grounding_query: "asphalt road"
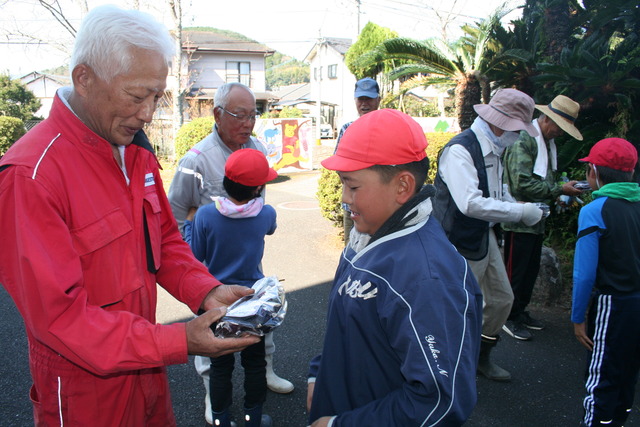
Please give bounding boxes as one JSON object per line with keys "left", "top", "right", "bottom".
{"left": 1, "top": 163, "right": 639, "bottom": 426}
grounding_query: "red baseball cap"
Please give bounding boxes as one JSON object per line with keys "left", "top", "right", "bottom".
{"left": 225, "top": 148, "right": 278, "bottom": 186}
{"left": 579, "top": 138, "right": 638, "bottom": 172}
{"left": 321, "top": 109, "right": 428, "bottom": 172}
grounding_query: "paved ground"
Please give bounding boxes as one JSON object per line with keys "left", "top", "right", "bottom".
{"left": 1, "top": 142, "right": 639, "bottom": 426}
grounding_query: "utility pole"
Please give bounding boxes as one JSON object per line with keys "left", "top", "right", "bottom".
{"left": 356, "top": 0, "right": 362, "bottom": 34}
{"left": 315, "top": 36, "right": 324, "bottom": 145}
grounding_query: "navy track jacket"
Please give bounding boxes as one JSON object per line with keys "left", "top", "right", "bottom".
{"left": 309, "top": 213, "right": 483, "bottom": 426}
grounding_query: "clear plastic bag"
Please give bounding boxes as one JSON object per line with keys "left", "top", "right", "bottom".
{"left": 213, "top": 276, "right": 287, "bottom": 338}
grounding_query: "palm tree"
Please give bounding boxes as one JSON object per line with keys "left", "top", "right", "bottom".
{"left": 355, "top": 8, "right": 510, "bottom": 130}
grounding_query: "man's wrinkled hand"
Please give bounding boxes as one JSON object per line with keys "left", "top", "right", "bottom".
{"left": 563, "top": 181, "right": 583, "bottom": 197}
{"left": 201, "top": 284, "right": 254, "bottom": 312}
{"left": 186, "top": 307, "right": 259, "bottom": 358}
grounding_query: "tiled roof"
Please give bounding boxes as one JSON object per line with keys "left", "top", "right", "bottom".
{"left": 182, "top": 30, "right": 274, "bottom": 54}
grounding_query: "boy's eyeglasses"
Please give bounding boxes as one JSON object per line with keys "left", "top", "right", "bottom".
{"left": 221, "top": 108, "right": 259, "bottom": 123}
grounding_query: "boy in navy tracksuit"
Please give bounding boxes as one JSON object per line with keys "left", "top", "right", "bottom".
{"left": 184, "top": 148, "right": 278, "bottom": 427}
{"left": 307, "top": 109, "right": 483, "bottom": 426}
{"left": 572, "top": 138, "right": 640, "bottom": 427}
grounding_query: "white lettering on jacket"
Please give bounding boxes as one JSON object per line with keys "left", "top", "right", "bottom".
{"left": 426, "top": 335, "right": 449, "bottom": 377}
{"left": 338, "top": 276, "right": 378, "bottom": 300}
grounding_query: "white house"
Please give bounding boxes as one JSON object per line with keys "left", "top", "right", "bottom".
{"left": 304, "top": 37, "right": 357, "bottom": 134}
{"left": 181, "top": 30, "right": 275, "bottom": 117}
{"left": 19, "top": 72, "right": 70, "bottom": 119}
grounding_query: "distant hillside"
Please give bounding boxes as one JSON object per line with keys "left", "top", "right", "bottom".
{"left": 266, "top": 52, "right": 309, "bottom": 90}
{"left": 184, "top": 27, "right": 257, "bottom": 42}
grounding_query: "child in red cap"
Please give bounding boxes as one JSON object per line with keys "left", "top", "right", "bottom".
{"left": 572, "top": 137, "right": 640, "bottom": 427}
{"left": 307, "top": 109, "right": 483, "bottom": 426}
{"left": 184, "top": 148, "right": 278, "bottom": 427}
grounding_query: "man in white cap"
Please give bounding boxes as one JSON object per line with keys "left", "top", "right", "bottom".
{"left": 334, "top": 77, "right": 381, "bottom": 244}
{"left": 433, "top": 88, "right": 544, "bottom": 382}
{"left": 501, "top": 95, "right": 584, "bottom": 341}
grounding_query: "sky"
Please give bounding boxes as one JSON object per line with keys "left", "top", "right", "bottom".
{"left": 0, "top": 0, "right": 520, "bottom": 78}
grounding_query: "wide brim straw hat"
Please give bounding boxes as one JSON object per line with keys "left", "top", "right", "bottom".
{"left": 535, "top": 95, "right": 583, "bottom": 141}
{"left": 473, "top": 88, "right": 539, "bottom": 137}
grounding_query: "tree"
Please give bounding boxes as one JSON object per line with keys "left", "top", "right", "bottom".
{"left": 355, "top": 8, "right": 509, "bottom": 130}
{"left": 485, "top": 0, "right": 640, "bottom": 166}
{"left": 344, "top": 22, "right": 399, "bottom": 80}
{"left": 0, "top": 75, "right": 41, "bottom": 121}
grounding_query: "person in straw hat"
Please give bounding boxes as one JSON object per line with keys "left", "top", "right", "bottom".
{"left": 433, "top": 88, "right": 545, "bottom": 382}
{"left": 501, "top": 95, "right": 585, "bottom": 342}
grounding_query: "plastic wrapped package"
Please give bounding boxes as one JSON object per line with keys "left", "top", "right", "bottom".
{"left": 534, "top": 202, "right": 551, "bottom": 218}
{"left": 213, "top": 276, "right": 287, "bottom": 338}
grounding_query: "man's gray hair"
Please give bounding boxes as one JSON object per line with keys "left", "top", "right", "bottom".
{"left": 70, "top": 5, "right": 174, "bottom": 82}
{"left": 214, "top": 82, "right": 255, "bottom": 109}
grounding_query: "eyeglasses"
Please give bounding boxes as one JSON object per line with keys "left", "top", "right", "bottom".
{"left": 221, "top": 108, "right": 259, "bottom": 123}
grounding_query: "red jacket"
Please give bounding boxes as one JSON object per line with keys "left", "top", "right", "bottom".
{"left": 0, "top": 94, "right": 221, "bottom": 426}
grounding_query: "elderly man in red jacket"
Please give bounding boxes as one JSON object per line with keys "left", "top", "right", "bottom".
{"left": 0, "top": 5, "right": 258, "bottom": 426}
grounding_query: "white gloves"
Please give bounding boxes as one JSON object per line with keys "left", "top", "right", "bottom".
{"left": 521, "top": 203, "right": 544, "bottom": 226}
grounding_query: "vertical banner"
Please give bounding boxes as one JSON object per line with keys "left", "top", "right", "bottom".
{"left": 254, "top": 118, "right": 314, "bottom": 172}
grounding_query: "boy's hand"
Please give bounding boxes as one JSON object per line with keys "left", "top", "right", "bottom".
{"left": 573, "top": 322, "right": 593, "bottom": 351}
{"left": 186, "top": 207, "right": 197, "bottom": 221}
{"left": 307, "top": 381, "right": 315, "bottom": 413}
{"left": 310, "top": 416, "right": 332, "bottom": 427}
{"left": 185, "top": 307, "right": 260, "bottom": 357}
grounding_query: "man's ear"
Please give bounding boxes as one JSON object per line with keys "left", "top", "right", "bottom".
{"left": 396, "top": 171, "right": 416, "bottom": 204}
{"left": 71, "top": 64, "right": 94, "bottom": 98}
{"left": 213, "top": 106, "right": 222, "bottom": 122}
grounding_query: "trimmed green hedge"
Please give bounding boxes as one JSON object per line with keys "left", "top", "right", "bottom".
{"left": 317, "top": 131, "right": 457, "bottom": 227}
{"left": 174, "top": 116, "right": 215, "bottom": 160}
{"left": 0, "top": 116, "right": 26, "bottom": 156}
{"left": 317, "top": 167, "right": 344, "bottom": 227}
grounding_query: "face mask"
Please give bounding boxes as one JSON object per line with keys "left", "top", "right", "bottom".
{"left": 494, "top": 131, "right": 521, "bottom": 148}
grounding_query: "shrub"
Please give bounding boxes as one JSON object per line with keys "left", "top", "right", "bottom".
{"left": 174, "top": 116, "right": 215, "bottom": 160}
{"left": 316, "top": 131, "right": 457, "bottom": 228}
{"left": 0, "top": 116, "right": 26, "bottom": 156}
{"left": 316, "top": 167, "right": 344, "bottom": 228}
{"left": 278, "top": 106, "right": 303, "bottom": 118}
{"left": 425, "top": 132, "right": 457, "bottom": 184}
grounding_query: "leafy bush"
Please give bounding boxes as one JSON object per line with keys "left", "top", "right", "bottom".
{"left": 316, "top": 167, "right": 344, "bottom": 228}
{"left": 0, "top": 75, "right": 42, "bottom": 121}
{"left": 425, "top": 132, "right": 456, "bottom": 183}
{"left": 174, "top": 116, "right": 215, "bottom": 160}
{"left": 278, "top": 106, "right": 303, "bottom": 118}
{"left": 0, "top": 116, "right": 26, "bottom": 156}
{"left": 316, "top": 131, "right": 457, "bottom": 228}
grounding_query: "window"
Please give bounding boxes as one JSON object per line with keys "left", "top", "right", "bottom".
{"left": 328, "top": 64, "right": 337, "bottom": 79}
{"left": 226, "top": 61, "right": 251, "bottom": 86}
{"left": 314, "top": 66, "right": 323, "bottom": 81}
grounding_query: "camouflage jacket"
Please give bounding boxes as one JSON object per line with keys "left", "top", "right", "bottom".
{"left": 502, "top": 131, "right": 564, "bottom": 234}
